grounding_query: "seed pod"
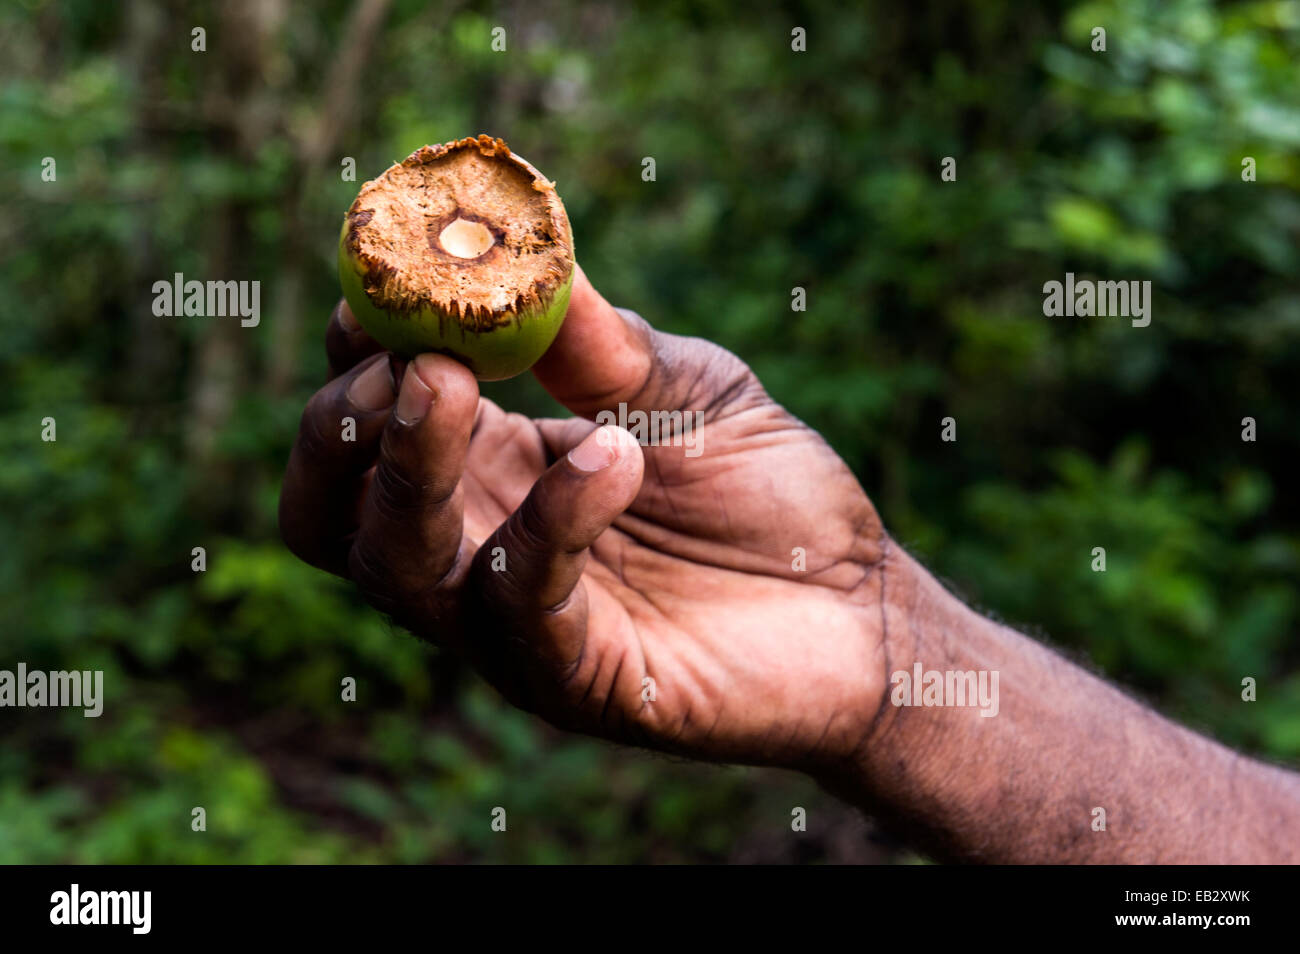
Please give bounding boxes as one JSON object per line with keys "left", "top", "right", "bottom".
{"left": 339, "top": 135, "right": 575, "bottom": 381}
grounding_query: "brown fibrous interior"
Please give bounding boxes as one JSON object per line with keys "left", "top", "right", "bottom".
{"left": 344, "top": 136, "right": 573, "bottom": 331}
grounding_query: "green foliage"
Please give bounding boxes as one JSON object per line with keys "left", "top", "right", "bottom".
{"left": 0, "top": 0, "right": 1297, "bottom": 861}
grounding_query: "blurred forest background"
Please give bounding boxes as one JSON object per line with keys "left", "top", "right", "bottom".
{"left": 2, "top": 0, "right": 1299, "bottom": 863}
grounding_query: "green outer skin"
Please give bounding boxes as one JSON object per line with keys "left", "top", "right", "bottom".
{"left": 337, "top": 219, "right": 573, "bottom": 382}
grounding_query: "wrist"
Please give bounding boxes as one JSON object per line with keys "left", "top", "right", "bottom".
{"left": 814, "top": 543, "right": 1007, "bottom": 842}
{"left": 868, "top": 544, "right": 996, "bottom": 768}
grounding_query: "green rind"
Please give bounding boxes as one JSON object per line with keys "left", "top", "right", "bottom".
{"left": 338, "top": 223, "right": 573, "bottom": 381}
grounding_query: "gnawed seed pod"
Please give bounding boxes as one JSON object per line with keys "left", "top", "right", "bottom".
{"left": 339, "top": 135, "right": 575, "bottom": 381}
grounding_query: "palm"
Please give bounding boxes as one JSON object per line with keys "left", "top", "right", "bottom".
{"left": 457, "top": 395, "right": 887, "bottom": 767}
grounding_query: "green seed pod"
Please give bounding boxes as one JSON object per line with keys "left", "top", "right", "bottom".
{"left": 339, "top": 135, "right": 575, "bottom": 381}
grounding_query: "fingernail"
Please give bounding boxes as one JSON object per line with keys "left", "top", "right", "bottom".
{"left": 568, "top": 426, "right": 619, "bottom": 472}
{"left": 338, "top": 302, "right": 361, "bottom": 332}
{"left": 348, "top": 355, "right": 396, "bottom": 411}
{"left": 395, "top": 359, "right": 437, "bottom": 425}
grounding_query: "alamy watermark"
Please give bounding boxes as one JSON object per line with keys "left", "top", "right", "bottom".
{"left": 152, "top": 272, "right": 260, "bottom": 327}
{"left": 50, "top": 884, "right": 150, "bottom": 934}
{"left": 890, "top": 663, "right": 999, "bottom": 717}
{"left": 0, "top": 664, "right": 103, "bottom": 717}
{"left": 1042, "top": 272, "right": 1151, "bottom": 328}
{"left": 595, "top": 402, "right": 704, "bottom": 457}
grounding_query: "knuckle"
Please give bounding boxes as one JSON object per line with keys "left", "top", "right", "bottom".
{"left": 297, "top": 390, "right": 346, "bottom": 459}
{"left": 349, "top": 535, "right": 461, "bottom": 637}
{"left": 370, "top": 457, "right": 421, "bottom": 522}
{"left": 511, "top": 490, "right": 557, "bottom": 556}
{"left": 347, "top": 538, "right": 413, "bottom": 616}
{"left": 369, "top": 451, "right": 454, "bottom": 526}
{"left": 694, "top": 347, "right": 765, "bottom": 420}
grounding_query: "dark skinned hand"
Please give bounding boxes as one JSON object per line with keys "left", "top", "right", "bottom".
{"left": 279, "top": 266, "right": 890, "bottom": 774}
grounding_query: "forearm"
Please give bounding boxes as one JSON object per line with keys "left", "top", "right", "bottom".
{"left": 824, "top": 544, "right": 1300, "bottom": 863}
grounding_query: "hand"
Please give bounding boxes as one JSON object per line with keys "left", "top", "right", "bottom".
{"left": 280, "top": 267, "right": 891, "bottom": 773}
